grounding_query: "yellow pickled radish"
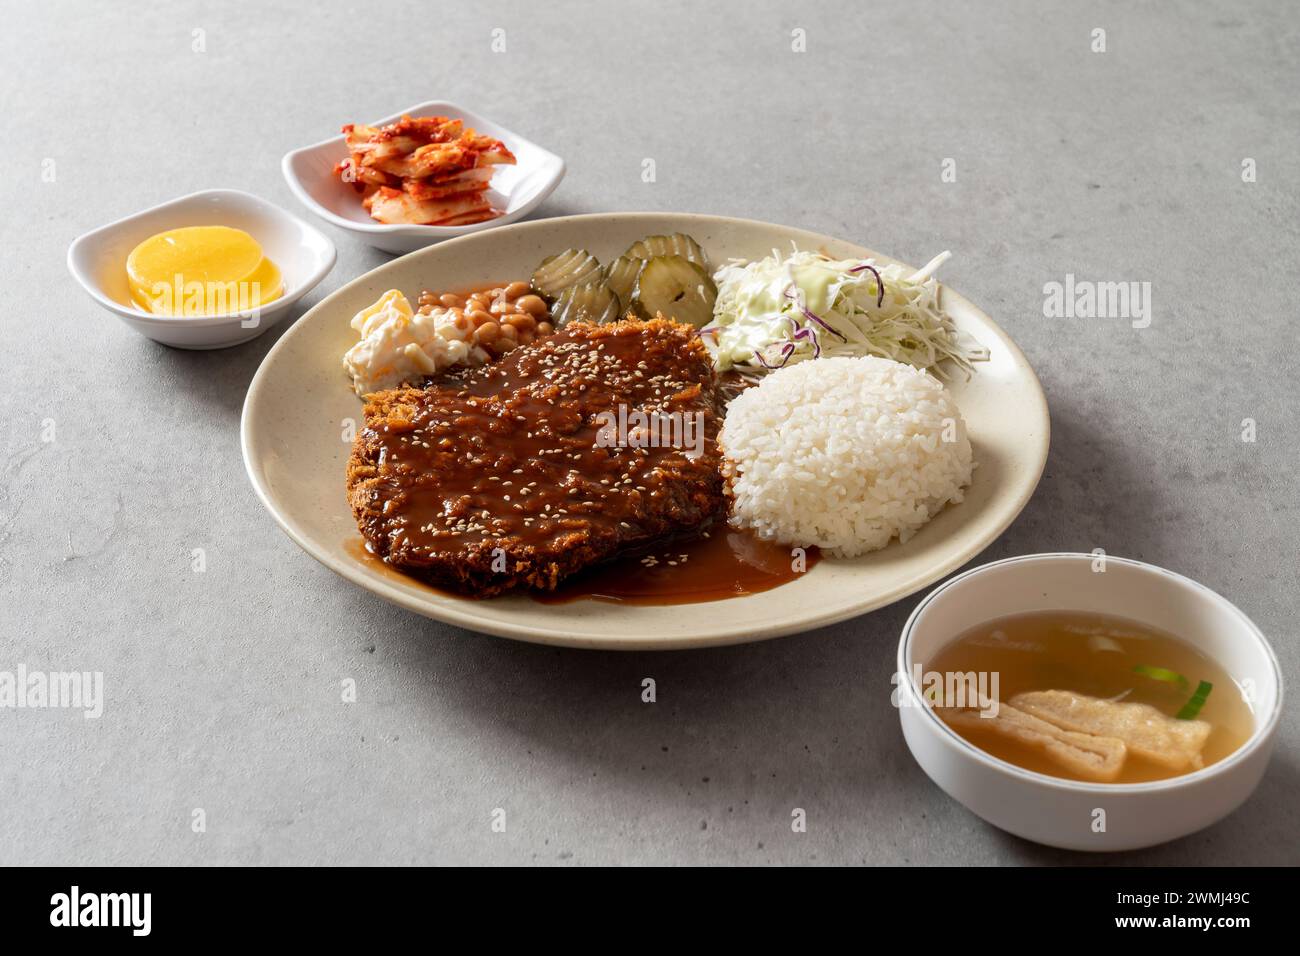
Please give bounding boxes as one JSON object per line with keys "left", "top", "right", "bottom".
{"left": 126, "top": 226, "right": 283, "bottom": 316}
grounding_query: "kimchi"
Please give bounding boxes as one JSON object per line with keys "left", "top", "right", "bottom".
{"left": 335, "top": 115, "right": 516, "bottom": 226}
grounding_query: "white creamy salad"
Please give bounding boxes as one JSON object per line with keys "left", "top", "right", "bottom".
{"left": 342, "top": 290, "right": 489, "bottom": 395}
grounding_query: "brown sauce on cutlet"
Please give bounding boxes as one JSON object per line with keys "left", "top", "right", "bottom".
{"left": 344, "top": 536, "right": 451, "bottom": 589}
{"left": 535, "top": 527, "right": 819, "bottom": 605}
{"left": 348, "top": 319, "right": 823, "bottom": 602}
{"left": 345, "top": 530, "right": 818, "bottom": 605}
{"left": 374, "top": 321, "right": 719, "bottom": 550}
{"left": 349, "top": 319, "right": 741, "bottom": 596}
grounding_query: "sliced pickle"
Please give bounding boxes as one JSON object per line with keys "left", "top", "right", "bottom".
{"left": 630, "top": 255, "right": 717, "bottom": 328}
{"left": 602, "top": 255, "right": 643, "bottom": 309}
{"left": 531, "top": 249, "right": 603, "bottom": 301}
{"left": 622, "top": 233, "right": 710, "bottom": 271}
{"left": 551, "top": 282, "right": 621, "bottom": 326}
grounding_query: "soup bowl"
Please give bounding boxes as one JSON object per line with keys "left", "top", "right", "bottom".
{"left": 896, "top": 552, "right": 1282, "bottom": 851}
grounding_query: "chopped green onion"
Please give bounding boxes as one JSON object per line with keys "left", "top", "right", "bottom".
{"left": 1132, "top": 664, "right": 1189, "bottom": 688}
{"left": 1176, "top": 680, "right": 1213, "bottom": 720}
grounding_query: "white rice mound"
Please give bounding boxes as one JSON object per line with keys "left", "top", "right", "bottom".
{"left": 720, "top": 356, "right": 973, "bottom": 558}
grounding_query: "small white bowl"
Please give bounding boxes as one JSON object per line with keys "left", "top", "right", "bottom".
{"left": 897, "top": 553, "right": 1282, "bottom": 851}
{"left": 68, "top": 189, "right": 336, "bottom": 350}
{"left": 282, "top": 100, "right": 566, "bottom": 255}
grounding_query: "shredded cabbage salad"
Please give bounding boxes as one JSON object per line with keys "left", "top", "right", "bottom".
{"left": 703, "top": 248, "right": 988, "bottom": 377}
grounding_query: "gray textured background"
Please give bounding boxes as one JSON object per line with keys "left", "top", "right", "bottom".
{"left": 2, "top": 0, "right": 1296, "bottom": 865}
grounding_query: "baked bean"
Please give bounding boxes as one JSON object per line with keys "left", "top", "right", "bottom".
{"left": 515, "top": 294, "right": 547, "bottom": 317}
{"left": 410, "top": 283, "right": 554, "bottom": 359}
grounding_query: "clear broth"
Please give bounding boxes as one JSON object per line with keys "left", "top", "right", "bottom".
{"left": 927, "top": 611, "right": 1254, "bottom": 783}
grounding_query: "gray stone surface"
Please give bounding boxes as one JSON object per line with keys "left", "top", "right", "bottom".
{"left": 2, "top": 0, "right": 1296, "bottom": 865}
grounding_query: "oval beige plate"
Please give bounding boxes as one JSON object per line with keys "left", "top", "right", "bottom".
{"left": 241, "top": 213, "right": 1049, "bottom": 650}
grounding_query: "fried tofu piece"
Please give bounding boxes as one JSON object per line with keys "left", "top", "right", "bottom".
{"left": 1011, "top": 690, "right": 1211, "bottom": 771}
{"left": 941, "top": 703, "right": 1128, "bottom": 782}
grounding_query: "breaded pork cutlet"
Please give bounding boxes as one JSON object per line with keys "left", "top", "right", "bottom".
{"left": 346, "top": 318, "right": 724, "bottom": 596}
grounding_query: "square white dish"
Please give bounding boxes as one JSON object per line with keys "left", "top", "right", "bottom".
{"left": 281, "top": 100, "right": 566, "bottom": 255}
{"left": 67, "top": 189, "right": 336, "bottom": 350}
